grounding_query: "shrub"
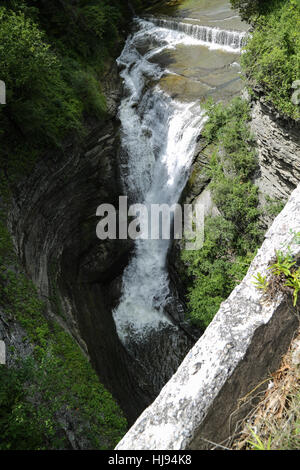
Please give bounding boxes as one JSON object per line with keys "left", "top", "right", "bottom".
{"left": 230, "top": 0, "right": 271, "bottom": 22}
{"left": 182, "top": 217, "right": 255, "bottom": 329}
{"left": 0, "top": 219, "right": 127, "bottom": 449}
{"left": 0, "top": 5, "right": 83, "bottom": 160}
{"left": 181, "top": 98, "right": 261, "bottom": 329}
{"left": 241, "top": 0, "right": 300, "bottom": 119}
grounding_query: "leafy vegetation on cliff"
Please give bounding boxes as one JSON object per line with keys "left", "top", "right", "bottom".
{"left": 0, "top": 0, "right": 132, "bottom": 450}
{"left": 231, "top": 0, "right": 300, "bottom": 119}
{"left": 181, "top": 98, "right": 262, "bottom": 329}
{"left": 0, "top": 218, "right": 127, "bottom": 449}
{"left": 0, "top": 0, "right": 130, "bottom": 186}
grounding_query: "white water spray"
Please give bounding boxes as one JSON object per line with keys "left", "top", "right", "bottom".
{"left": 142, "top": 16, "right": 246, "bottom": 52}
{"left": 113, "top": 16, "right": 242, "bottom": 346}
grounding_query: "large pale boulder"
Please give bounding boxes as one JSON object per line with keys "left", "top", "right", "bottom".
{"left": 116, "top": 183, "right": 300, "bottom": 450}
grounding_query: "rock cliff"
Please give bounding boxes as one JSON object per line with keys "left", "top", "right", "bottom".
{"left": 116, "top": 182, "right": 300, "bottom": 450}
{"left": 4, "top": 64, "right": 153, "bottom": 424}
{"left": 251, "top": 98, "right": 300, "bottom": 216}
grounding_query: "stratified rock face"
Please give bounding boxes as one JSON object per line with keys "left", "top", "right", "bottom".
{"left": 252, "top": 100, "right": 300, "bottom": 201}
{"left": 116, "top": 184, "right": 300, "bottom": 450}
{"left": 6, "top": 65, "right": 153, "bottom": 424}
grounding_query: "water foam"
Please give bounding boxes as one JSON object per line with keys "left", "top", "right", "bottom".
{"left": 113, "top": 15, "right": 241, "bottom": 345}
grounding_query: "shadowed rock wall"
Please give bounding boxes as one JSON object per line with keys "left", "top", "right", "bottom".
{"left": 116, "top": 183, "right": 300, "bottom": 450}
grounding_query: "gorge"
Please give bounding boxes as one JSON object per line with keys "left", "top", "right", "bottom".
{"left": 0, "top": 0, "right": 299, "bottom": 451}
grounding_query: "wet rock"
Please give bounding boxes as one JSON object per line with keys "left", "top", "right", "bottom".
{"left": 121, "top": 323, "right": 195, "bottom": 398}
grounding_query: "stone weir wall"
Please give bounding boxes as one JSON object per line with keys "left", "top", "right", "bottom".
{"left": 116, "top": 183, "right": 300, "bottom": 450}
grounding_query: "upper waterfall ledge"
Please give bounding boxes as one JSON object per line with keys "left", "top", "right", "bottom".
{"left": 116, "top": 184, "right": 300, "bottom": 450}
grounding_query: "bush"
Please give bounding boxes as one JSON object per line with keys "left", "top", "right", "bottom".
{"left": 181, "top": 98, "right": 262, "bottom": 329}
{"left": 230, "top": 0, "right": 271, "bottom": 22}
{"left": 0, "top": 7, "right": 82, "bottom": 145}
{"left": 211, "top": 177, "right": 259, "bottom": 236}
{"left": 72, "top": 69, "right": 107, "bottom": 119}
{"left": 182, "top": 217, "right": 255, "bottom": 329}
{"left": 0, "top": 218, "right": 127, "bottom": 449}
{"left": 241, "top": 0, "right": 300, "bottom": 119}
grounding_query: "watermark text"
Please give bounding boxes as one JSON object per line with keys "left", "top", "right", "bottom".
{"left": 96, "top": 197, "right": 204, "bottom": 251}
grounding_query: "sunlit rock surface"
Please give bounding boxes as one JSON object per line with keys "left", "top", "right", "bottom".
{"left": 116, "top": 184, "right": 300, "bottom": 450}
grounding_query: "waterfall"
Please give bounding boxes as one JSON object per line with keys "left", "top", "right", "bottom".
{"left": 112, "top": 14, "right": 241, "bottom": 390}
{"left": 114, "top": 93, "right": 206, "bottom": 345}
{"left": 144, "top": 16, "right": 247, "bottom": 52}
{"left": 114, "top": 17, "right": 207, "bottom": 343}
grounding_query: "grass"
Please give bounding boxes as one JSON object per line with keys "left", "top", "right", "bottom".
{"left": 232, "top": 328, "right": 300, "bottom": 450}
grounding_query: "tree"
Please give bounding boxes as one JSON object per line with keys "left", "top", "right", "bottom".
{"left": 0, "top": 7, "right": 58, "bottom": 96}
{"left": 230, "top": 0, "right": 270, "bottom": 22}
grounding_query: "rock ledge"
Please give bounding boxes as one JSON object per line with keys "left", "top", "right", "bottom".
{"left": 116, "top": 184, "right": 300, "bottom": 450}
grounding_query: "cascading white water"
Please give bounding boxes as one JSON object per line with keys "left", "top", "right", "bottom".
{"left": 143, "top": 16, "right": 247, "bottom": 52}
{"left": 113, "top": 17, "right": 209, "bottom": 348}
{"left": 113, "top": 13, "right": 245, "bottom": 356}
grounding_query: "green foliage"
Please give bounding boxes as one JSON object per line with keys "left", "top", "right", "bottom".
{"left": 0, "top": 219, "right": 127, "bottom": 449}
{"left": 0, "top": 359, "right": 62, "bottom": 450}
{"left": 253, "top": 272, "right": 269, "bottom": 291}
{"left": 0, "top": 0, "right": 130, "bottom": 186}
{"left": 241, "top": 0, "right": 300, "bottom": 119}
{"left": 268, "top": 250, "right": 296, "bottom": 277}
{"left": 80, "top": 3, "right": 121, "bottom": 42}
{"left": 0, "top": 218, "right": 14, "bottom": 262}
{"left": 264, "top": 196, "right": 286, "bottom": 218}
{"left": 285, "top": 269, "right": 300, "bottom": 307}
{"left": 0, "top": 343, "right": 127, "bottom": 450}
{"left": 203, "top": 97, "right": 257, "bottom": 179}
{"left": 0, "top": 6, "right": 82, "bottom": 148}
{"left": 181, "top": 98, "right": 262, "bottom": 329}
{"left": 247, "top": 428, "right": 272, "bottom": 450}
{"left": 182, "top": 217, "right": 256, "bottom": 329}
{"left": 71, "top": 69, "right": 107, "bottom": 119}
{"left": 253, "top": 232, "right": 300, "bottom": 307}
{"left": 0, "top": 7, "right": 56, "bottom": 91}
{"left": 230, "top": 0, "right": 272, "bottom": 22}
{"left": 203, "top": 97, "right": 250, "bottom": 143}
{"left": 211, "top": 177, "right": 260, "bottom": 243}
{"left": 268, "top": 249, "right": 300, "bottom": 307}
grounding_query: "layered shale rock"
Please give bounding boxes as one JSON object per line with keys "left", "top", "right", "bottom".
{"left": 251, "top": 99, "right": 300, "bottom": 204}
{"left": 6, "top": 65, "right": 153, "bottom": 424}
